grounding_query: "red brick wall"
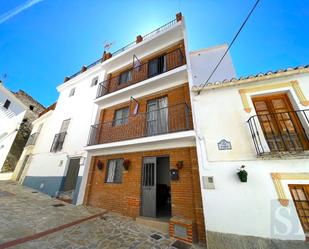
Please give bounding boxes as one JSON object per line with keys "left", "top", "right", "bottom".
{"left": 105, "top": 40, "right": 186, "bottom": 95}
{"left": 84, "top": 147, "right": 206, "bottom": 244}
{"left": 95, "top": 84, "right": 193, "bottom": 144}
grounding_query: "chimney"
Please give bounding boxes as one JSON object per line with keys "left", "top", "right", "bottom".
{"left": 136, "top": 35, "right": 143, "bottom": 44}
{"left": 176, "top": 12, "right": 182, "bottom": 22}
{"left": 81, "top": 65, "right": 87, "bottom": 72}
{"left": 64, "top": 76, "right": 70, "bottom": 83}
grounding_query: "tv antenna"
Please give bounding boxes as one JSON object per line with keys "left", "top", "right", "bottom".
{"left": 0, "top": 73, "right": 7, "bottom": 84}
{"left": 103, "top": 40, "right": 115, "bottom": 52}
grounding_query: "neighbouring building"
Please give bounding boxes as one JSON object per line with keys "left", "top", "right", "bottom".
{"left": 191, "top": 65, "right": 309, "bottom": 248}
{"left": 0, "top": 83, "right": 45, "bottom": 179}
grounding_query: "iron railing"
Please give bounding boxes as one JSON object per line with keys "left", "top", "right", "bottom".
{"left": 87, "top": 103, "right": 192, "bottom": 146}
{"left": 25, "top": 132, "right": 39, "bottom": 147}
{"left": 50, "top": 132, "right": 67, "bottom": 153}
{"left": 247, "top": 109, "right": 309, "bottom": 155}
{"left": 66, "top": 19, "right": 178, "bottom": 81}
{"left": 96, "top": 48, "right": 185, "bottom": 98}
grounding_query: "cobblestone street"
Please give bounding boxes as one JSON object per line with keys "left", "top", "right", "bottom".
{"left": 0, "top": 181, "right": 205, "bottom": 249}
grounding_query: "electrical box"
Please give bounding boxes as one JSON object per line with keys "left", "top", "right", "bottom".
{"left": 170, "top": 169, "right": 179, "bottom": 181}
{"left": 202, "top": 176, "right": 215, "bottom": 189}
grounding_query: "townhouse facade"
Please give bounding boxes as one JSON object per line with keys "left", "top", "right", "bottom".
{"left": 0, "top": 83, "right": 45, "bottom": 179}
{"left": 78, "top": 13, "right": 207, "bottom": 244}
{"left": 191, "top": 66, "right": 309, "bottom": 248}
{"left": 12, "top": 12, "right": 238, "bottom": 245}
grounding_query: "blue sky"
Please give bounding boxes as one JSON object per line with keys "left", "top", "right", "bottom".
{"left": 0, "top": 0, "right": 308, "bottom": 106}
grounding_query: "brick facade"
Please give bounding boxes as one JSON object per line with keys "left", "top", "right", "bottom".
{"left": 93, "top": 84, "right": 193, "bottom": 144}
{"left": 84, "top": 147, "right": 206, "bottom": 244}
{"left": 103, "top": 40, "right": 186, "bottom": 96}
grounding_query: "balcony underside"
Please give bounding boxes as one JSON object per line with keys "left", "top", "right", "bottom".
{"left": 84, "top": 130, "right": 196, "bottom": 155}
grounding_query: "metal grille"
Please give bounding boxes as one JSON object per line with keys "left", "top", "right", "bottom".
{"left": 66, "top": 19, "right": 177, "bottom": 81}
{"left": 247, "top": 109, "right": 309, "bottom": 155}
{"left": 87, "top": 103, "right": 192, "bottom": 146}
{"left": 25, "top": 132, "right": 39, "bottom": 147}
{"left": 289, "top": 185, "right": 309, "bottom": 235}
{"left": 96, "top": 48, "right": 184, "bottom": 98}
{"left": 50, "top": 132, "right": 67, "bottom": 153}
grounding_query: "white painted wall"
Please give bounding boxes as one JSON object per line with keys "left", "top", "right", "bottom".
{"left": 189, "top": 45, "right": 237, "bottom": 86}
{"left": 191, "top": 71, "right": 309, "bottom": 241}
{"left": 0, "top": 84, "right": 27, "bottom": 172}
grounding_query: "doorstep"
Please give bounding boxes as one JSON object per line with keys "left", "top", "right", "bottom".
{"left": 135, "top": 216, "right": 169, "bottom": 234}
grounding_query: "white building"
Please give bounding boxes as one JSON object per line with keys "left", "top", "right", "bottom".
{"left": 0, "top": 83, "right": 44, "bottom": 179}
{"left": 191, "top": 66, "right": 309, "bottom": 248}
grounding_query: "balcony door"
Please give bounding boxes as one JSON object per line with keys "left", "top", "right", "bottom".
{"left": 252, "top": 93, "right": 308, "bottom": 151}
{"left": 146, "top": 97, "right": 168, "bottom": 136}
{"left": 148, "top": 55, "right": 167, "bottom": 77}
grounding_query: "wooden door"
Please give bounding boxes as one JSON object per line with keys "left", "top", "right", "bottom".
{"left": 289, "top": 185, "right": 309, "bottom": 239}
{"left": 141, "top": 157, "right": 157, "bottom": 218}
{"left": 252, "top": 94, "right": 308, "bottom": 151}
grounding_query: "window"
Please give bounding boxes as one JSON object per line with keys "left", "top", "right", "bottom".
{"left": 50, "top": 119, "right": 70, "bottom": 152}
{"left": 69, "top": 88, "right": 76, "bottom": 97}
{"left": 3, "top": 99, "right": 11, "bottom": 109}
{"left": 119, "top": 70, "right": 132, "bottom": 85}
{"left": 148, "top": 54, "right": 167, "bottom": 77}
{"left": 106, "top": 159, "right": 124, "bottom": 183}
{"left": 113, "top": 107, "right": 129, "bottom": 126}
{"left": 29, "top": 105, "right": 34, "bottom": 111}
{"left": 91, "top": 76, "right": 99, "bottom": 87}
{"left": 60, "top": 119, "right": 70, "bottom": 133}
{"left": 289, "top": 184, "right": 309, "bottom": 238}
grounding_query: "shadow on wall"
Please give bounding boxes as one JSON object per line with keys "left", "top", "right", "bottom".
{"left": 23, "top": 176, "right": 82, "bottom": 205}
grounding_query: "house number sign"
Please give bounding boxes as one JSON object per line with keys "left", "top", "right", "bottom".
{"left": 217, "top": 139, "right": 232, "bottom": 150}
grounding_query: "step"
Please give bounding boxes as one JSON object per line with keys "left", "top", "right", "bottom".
{"left": 135, "top": 216, "right": 170, "bottom": 234}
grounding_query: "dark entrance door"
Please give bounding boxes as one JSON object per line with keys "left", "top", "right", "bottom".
{"left": 141, "top": 157, "right": 157, "bottom": 217}
{"left": 62, "top": 158, "right": 80, "bottom": 192}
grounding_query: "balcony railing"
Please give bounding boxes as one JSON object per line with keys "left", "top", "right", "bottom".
{"left": 96, "top": 48, "right": 185, "bottom": 98}
{"left": 66, "top": 18, "right": 178, "bottom": 81}
{"left": 247, "top": 109, "right": 309, "bottom": 155}
{"left": 25, "top": 132, "right": 39, "bottom": 147}
{"left": 87, "top": 103, "right": 192, "bottom": 146}
{"left": 50, "top": 132, "right": 67, "bottom": 153}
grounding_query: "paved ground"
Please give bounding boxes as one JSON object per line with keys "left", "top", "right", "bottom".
{"left": 0, "top": 181, "right": 205, "bottom": 249}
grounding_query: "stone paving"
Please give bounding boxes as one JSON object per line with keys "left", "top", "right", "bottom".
{"left": 0, "top": 181, "right": 206, "bottom": 249}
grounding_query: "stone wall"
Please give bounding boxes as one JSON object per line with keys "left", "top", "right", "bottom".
{"left": 2, "top": 90, "right": 45, "bottom": 172}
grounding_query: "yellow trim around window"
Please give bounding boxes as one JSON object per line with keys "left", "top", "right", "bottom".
{"left": 239, "top": 80, "right": 309, "bottom": 113}
{"left": 271, "top": 172, "right": 309, "bottom": 206}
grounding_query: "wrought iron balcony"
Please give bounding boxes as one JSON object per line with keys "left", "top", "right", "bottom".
{"left": 87, "top": 103, "right": 193, "bottom": 146}
{"left": 50, "top": 132, "right": 67, "bottom": 153}
{"left": 96, "top": 48, "right": 185, "bottom": 98}
{"left": 247, "top": 109, "right": 309, "bottom": 155}
{"left": 25, "top": 132, "right": 39, "bottom": 147}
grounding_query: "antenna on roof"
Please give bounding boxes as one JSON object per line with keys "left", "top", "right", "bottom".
{"left": 0, "top": 73, "right": 7, "bottom": 84}
{"left": 103, "top": 40, "right": 115, "bottom": 52}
